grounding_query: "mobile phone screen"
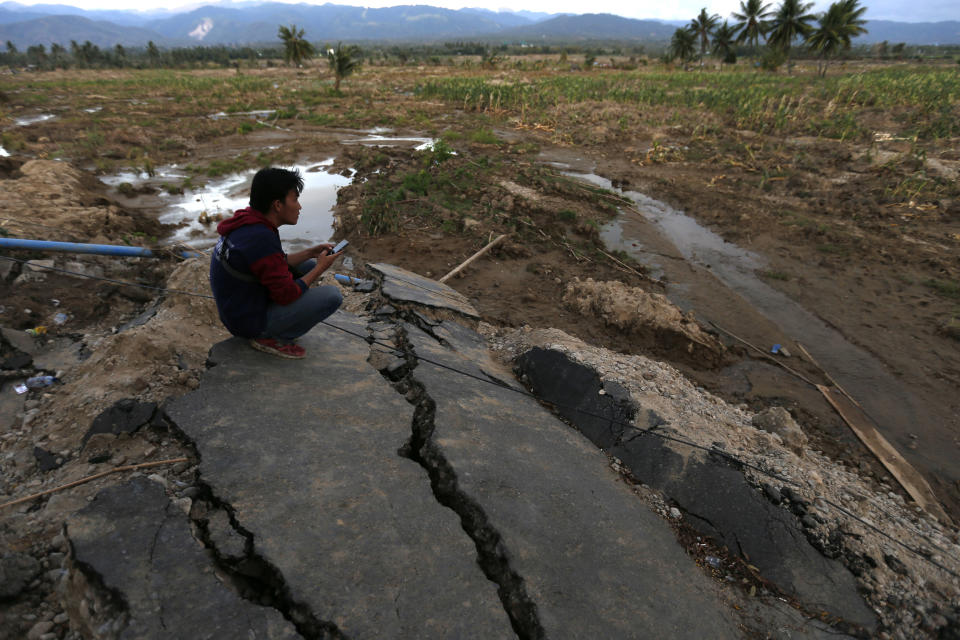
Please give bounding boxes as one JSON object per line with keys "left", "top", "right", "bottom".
{"left": 331, "top": 240, "right": 349, "bottom": 253}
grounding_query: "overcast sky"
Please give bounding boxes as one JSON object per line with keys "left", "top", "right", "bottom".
{"left": 8, "top": 0, "right": 959, "bottom": 23}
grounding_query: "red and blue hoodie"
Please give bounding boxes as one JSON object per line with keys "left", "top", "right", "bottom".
{"left": 209, "top": 207, "right": 307, "bottom": 338}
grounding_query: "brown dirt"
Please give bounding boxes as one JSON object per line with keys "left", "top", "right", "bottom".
{"left": 1, "top": 63, "right": 959, "bottom": 637}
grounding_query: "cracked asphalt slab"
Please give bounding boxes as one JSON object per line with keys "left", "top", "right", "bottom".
{"left": 165, "top": 313, "right": 511, "bottom": 639}
{"left": 61, "top": 265, "right": 862, "bottom": 639}
{"left": 65, "top": 476, "right": 299, "bottom": 639}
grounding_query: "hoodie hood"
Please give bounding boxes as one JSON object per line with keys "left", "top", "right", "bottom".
{"left": 216, "top": 207, "right": 276, "bottom": 237}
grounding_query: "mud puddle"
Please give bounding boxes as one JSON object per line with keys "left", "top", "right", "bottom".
{"left": 572, "top": 172, "right": 957, "bottom": 511}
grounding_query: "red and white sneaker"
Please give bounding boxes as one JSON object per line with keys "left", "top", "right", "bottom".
{"left": 250, "top": 338, "right": 306, "bottom": 359}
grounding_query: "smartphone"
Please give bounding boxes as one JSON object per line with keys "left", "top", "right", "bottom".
{"left": 329, "top": 239, "right": 349, "bottom": 254}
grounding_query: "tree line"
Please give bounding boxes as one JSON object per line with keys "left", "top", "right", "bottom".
{"left": 668, "top": 0, "right": 869, "bottom": 73}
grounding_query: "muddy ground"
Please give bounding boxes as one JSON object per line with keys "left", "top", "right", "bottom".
{"left": 1, "top": 64, "right": 959, "bottom": 637}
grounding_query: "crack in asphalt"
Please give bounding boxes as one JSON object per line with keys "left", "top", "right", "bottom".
{"left": 372, "top": 321, "right": 545, "bottom": 640}
{"left": 161, "top": 411, "right": 344, "bottom": 640}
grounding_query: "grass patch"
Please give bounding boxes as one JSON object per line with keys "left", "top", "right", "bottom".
{"left": 924, "top": 278, "right": 960, "bottom": 299}
{"left": 468, "top": 128, "right": 500, "bottom": 144}
{"left": 762, "top": 270, "right": 790, "bottom": 281}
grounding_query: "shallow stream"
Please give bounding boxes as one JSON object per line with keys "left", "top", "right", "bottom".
{"left": 569, "top": 171, "right": 955, "bottom": 490}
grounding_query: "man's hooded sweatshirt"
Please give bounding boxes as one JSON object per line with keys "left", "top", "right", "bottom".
{"left": 209, "top": 207, "right": 307, "bottom": 337}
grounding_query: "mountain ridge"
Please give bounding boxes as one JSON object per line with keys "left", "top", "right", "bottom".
{"left": 0, "top": 2, "right": 957, "bottom": 48}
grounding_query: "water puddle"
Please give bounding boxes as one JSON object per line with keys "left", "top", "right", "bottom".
{"left": 571, "top": 171, "right": 951, "bottom": 475}
{"left": 101, "top": 160, "right": 351, "bottom": 252}
{"left": 14, "top": 114, "right": 56, "bottom": 126}
{"left": 207, "top": 109, "right": 276, "bottom": 120}
{"left": 346, "top": 131, "right": 435, "bottom": 150}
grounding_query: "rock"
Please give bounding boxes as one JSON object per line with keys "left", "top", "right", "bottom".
{"left": 204, "top": 509, "right": 247, "bottom": 561}
{"left": 81, "top": 398, "right": 157, "bottom": 447}
{"left": 26, "top": 620, "right": 54, "bottom": 640}
{"left": 752, "top": 407, "right": 808, "bottom": 455}
{"left": 14, "top": 260, "right": 55, "bottom": 285}
{"left": 34, "top": 446, "right": 64, "bottom": 472}
{"left": 0, "top": 552, "right": 41, "bottom": 599}
{"left": 762, "top": 483, "right": 782, "bottom": 504}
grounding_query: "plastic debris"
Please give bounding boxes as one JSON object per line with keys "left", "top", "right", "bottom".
{"left": 14, "top": 384, "right": 28, "bottom": 395}
{"left": 342, "top": 256, "right": 354, "bottom": 271}
{"left": 51, "top": 299, "right": 60, "bottom": 307}
{"left": 705, "top": 555, "right": 722, "bottom": 569}
{"left": 771, "top": 344, "right": 782, "bottom": 354}
{"left": 24, "top": 375, "right": 57, "bottom": 389}
{"left": 53, "top": 313, "right": 68, "bottom": 325}
{"left": 25, "top": 326, "right": 47, "bottom": 337}
{"left": 334, "top": 274, "right": 365, "bottom": 286}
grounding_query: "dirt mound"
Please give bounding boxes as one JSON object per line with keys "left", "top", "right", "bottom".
{"left": 0, "top": 159, "right": 163, "bottom": 244}
{"left": 562, "top": 278, "right": 726, "bottom": 367}
{"left": 36, "top": 258, "right": 227, "bottom": 450}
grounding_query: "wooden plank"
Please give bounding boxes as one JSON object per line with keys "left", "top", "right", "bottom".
{"left": 816, "top": 384, "right": 950, "bottom": 525}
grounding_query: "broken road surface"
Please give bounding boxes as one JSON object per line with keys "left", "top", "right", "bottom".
{"left": 62, "top": 265, "right": 875, "bottom": 638}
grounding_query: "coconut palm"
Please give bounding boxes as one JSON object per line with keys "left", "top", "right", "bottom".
{"left": 768, "top": 0, "right": 816, "bottom": 68}
{"left": 806, "top": 0, "right": 868, "bottom": 76}
{"left": 278, "top": 24, "right": 314, "bottom": 68}
{"left": 327, "top": 42, "right": 362, "bottom": 92}
{"left": 689, "top": 8, "right": 721, "bottom": 69}
{"left": 712, "top": 21, "right": 739, "bottom": 68}
{"left": 732, "top": 0, "right": 772, "bottom": 56}
{"left": 670, "top": 27, "right": 697, "bottom": 69}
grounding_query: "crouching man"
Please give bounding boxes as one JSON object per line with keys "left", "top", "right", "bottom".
{"left": 210, "top": 167, "right": 343, "bottom": 359}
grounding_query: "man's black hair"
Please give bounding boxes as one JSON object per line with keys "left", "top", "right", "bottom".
{"left": 249, "top": 167, "right": 304, "bottom": 214}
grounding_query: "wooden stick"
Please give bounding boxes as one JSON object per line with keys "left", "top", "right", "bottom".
{"left": 439, "top": 234, "right": 508, "bottom": 283}
{"left": 598, "top": 249, "right": 645, "bottom": 279}
{"left": 0, "top": 457, "right": 189, "bottom": 511}
{"left": 709, "top": 321, "right": 818, "bottom": 388}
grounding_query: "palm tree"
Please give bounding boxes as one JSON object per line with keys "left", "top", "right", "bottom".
{"left": 670, "top": 28, "right": 697, "bottom": 70}
{"left": 732, "top": 0, "right": 772, "bottom": 57}
{"left": 278, "top": 24, "right": 315, "bottom": 67}
{"left": 689, "top": 8, "right": 721, "bottom": 69}
{"left": 712, "top": 21, "right": 739, "bottom": 68}
{"left": 327, "top": 42, "right": 361, "bottom": 91}
{"left": 768, "top": 0, "right": 816, "bottom": 67}
{"left": 806, "top": 0, "right": 868, "bottom": 76}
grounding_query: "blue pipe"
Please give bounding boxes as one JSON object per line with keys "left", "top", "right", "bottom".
{"left": 0, "top": 238, "right": 201, "bottom": 259}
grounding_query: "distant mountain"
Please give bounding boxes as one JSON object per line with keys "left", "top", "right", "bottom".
{"left": 855, "top": 20, "right": 960, "bottom": 45}
{"left": 141, "top": 3, "right": 532, "bottom": 44}
{"left": 0, "top": 14, "right": 166, "bottom": 47}
{"left": 0, "top": 3, "right": 958, "bottom": 48}
{"left": 492, "top": 13, "right": 677, "bottom": 42}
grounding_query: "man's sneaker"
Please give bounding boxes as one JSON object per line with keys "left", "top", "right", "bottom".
{"left": 250, "top": 338, "right": 306, "bottom": 359}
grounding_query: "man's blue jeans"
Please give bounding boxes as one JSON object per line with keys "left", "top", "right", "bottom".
{"left": 259, "top": 260, "right": 342, "bottom": 341}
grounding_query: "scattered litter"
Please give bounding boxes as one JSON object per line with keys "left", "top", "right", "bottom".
{"left": 342, "top": 256, "right": 354, "bottom": 271}
{"left": 705, "top": 555, "right": 722, "bottom": 569}
{"left": 53, "top": 313, "right": 68, "bottom": 325}
{"left": 14, "top": 384, "right": 28, "bottom": 395}
{"left": 25, "top": 326, "right": 47, "bottom": 337}
{"left": 51, "top": 299, "right": 60, "bottom": 307}
{"left": 771, "top": 344, "right": 781, "bottom": 354}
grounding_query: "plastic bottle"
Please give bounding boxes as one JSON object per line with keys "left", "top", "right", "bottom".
{"left": 24, "top": 375, "right": 57, "bottom": 389}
